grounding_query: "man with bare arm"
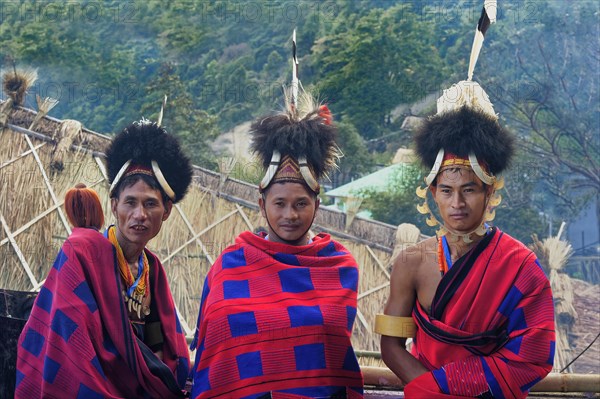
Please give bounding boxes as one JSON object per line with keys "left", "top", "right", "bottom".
{"left": 378, "top": 81, "right": 555, "bottom": 398}
{"left": 378, "top": 3, "right": 555, "bottom": 396}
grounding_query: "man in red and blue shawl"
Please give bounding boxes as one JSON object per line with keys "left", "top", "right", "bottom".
{"left": 190, "top": 86, "right": 364, "bottom": 398}
{"left": 378, "top": 2, "right": 554, "bottom": 396}
{"left": 16, "top": 121, "right": 192, "bottom": 398}
{"left": 378, "top": 80, "right": 555, "bottom": 399}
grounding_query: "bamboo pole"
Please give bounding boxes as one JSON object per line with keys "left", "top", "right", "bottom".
{"left": 0, "top": 213, "right": 38, "bottom": 288}
{"left": 366, "top": 245, "right": 390, "bottom": 279}
{"left": 361, "top": 367, "right": 600, "bottom": 393}
{"left": 21, "top": 134, "right": 71, "bottom": 236}
{"left": 0, "top": 143, "right": 45, "bottom": 170}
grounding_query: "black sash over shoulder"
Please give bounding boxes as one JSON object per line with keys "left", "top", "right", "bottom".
{"left": 414, "top": 228, "right": 510, "bottom": 355}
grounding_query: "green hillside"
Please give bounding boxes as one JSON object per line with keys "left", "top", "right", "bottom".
{"left": 1, "top": 0, "right": 598, "bottom": 243}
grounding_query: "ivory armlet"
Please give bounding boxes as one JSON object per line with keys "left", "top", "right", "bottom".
{"left": 374, "top": 314, "right": 416, "bottom": 338}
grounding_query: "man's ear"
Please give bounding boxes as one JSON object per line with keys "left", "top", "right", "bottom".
{"left": 258, "top": 196, "right": 266, "bottom": 218}
{"left": 315, "top": 197, "right": 320, "bottom": 212}
{"left": 484, "top": 185, "right": 495, "bottom": 207}
{"left": 429, "top": 185, "right": 437, "bottom": 197}
{"left": 111, "top": 197, "right": 118, "bottom": 218}
{"left": 162, "top": 200, "right": 173, "bottom": 221}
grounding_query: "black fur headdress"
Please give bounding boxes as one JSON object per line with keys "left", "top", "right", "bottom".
{"left": 250, "top": 91, "right": 339, "bottom": 193}
{"left": 105, "top": 121, "right": 193, "bottom": 203}
{"left": 414, "top": 106, "right": 514, "bottom": 175}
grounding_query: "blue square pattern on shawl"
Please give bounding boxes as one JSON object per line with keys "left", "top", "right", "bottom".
{"left": 237, "top": 351, "right": 263, "bottom": 379}
{"left": 103, "top": 335, "right": 119, "bottom": 357}
{"left": 339, "top": 267, "right": 358, "bottom": 291}
{"left": 51, "top": 309, "right": 79, "bottom": 342}
{"left": 497, "top": 286, "right": 524, "bottom": 317}
{"left": 43, "top": 355, "right": 61, "bottom": 384}
{"left": 222, "top": 247, "right": 247, "bottom": 269}
{"left": 504, "top": 335, "right": 523, "bottom": 355}
{"left": 91, "top": 356, "right": 106, "bottom": 379}
{"left": 507, "top": 307, "right": 528, "bottom": 333}
{"left": 288, "top": 305, "right": 324, "bottom": 327}
{"left": 73, "top": 281, "right": 98, "bottom": 313}
{"left": 521, "top": 376, "right": 542, "bottom": 393}
{"left": 482, "top": 358, "right": 505, "bottom": 399}
{"left": 432, "top": 368, "right": 449, "bottom": 394}
{"left": 77, "top": 383, "right": 104, "bottom": 399}
{"left": 194, "top": 367, "right": 211, "bottom": 393}
{"left": 52, "top": 249, "right": 68, "bottom": 271}
{"left": 22, "top": 328, "right": 45, "bottom": 357}
{"left": 37, "top": 286, "right": 53, "bottom": 314}
{"left": 274, "top": 252, "right": 302, "bottom": 266}
{"left": 279, "top": 268, "right": 314, "bottom": 293}
{"left": 346, "top": 306, "right": 357, "bottom": 331}
{"left": 317, "top": 242, "right": 347, "bottom": 257}
{"left": 294, "top": 343, "right": 326, "bottom": 370}
{"left": 15, "top": 370, "right": 25, "bottom": 388}
{"left": 175, "top": 313, "right": 183, "bottom": 334}
{"left": 228, "top": 311, "right": 258, "bottom": 337}
{"left": 343, "top": 346, "right": 360, "bottom": 372}
{"left": 548, "top": 340, "right": 556, "bottom": 365}
{"left": 223, "top": 279, "right": 251, "bottom": 299}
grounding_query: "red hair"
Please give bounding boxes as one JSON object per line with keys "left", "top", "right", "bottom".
{"left": 64, "top": 183, "right": 104, "bottom": 229}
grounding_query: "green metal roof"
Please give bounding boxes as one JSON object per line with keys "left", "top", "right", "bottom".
{"left": 326, "top": 163, "right": 415, "bottom": 198}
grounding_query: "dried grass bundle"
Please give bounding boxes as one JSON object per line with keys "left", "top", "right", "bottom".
{"left": 2, "top": 68, "right": 37, "bottom": 106}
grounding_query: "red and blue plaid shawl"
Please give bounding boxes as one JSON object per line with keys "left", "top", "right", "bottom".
{"left": 16, "top": 227, "right": 190, "bottom": 398}
{"left": 191, "top": 231, "right": 364, "bottom": 399}
{"left": 406, "top": 228, "right": 555, "bottom": 399}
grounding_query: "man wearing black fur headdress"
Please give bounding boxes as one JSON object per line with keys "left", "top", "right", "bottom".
{"left": 17, "top": 120, "right": 192, "bottom": 398}
{"left": 190, "top": 89, "right": 364, "bottom": 398}
{"left": 377, "top": 3, "right": 555, "bottom": 398}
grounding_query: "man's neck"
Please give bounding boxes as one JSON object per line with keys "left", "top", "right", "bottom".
{"left": 446, "top": 232, "right": 486, "bottom": 261}
{"left": 121, "top": 245, "right": 144, "bottom": 265}
{"left": 115, "top": 233, "right": 144, "bottom": 264}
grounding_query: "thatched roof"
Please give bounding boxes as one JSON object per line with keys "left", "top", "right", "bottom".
{"left": 0, "top": 99, "right": 415, "bottom": 356}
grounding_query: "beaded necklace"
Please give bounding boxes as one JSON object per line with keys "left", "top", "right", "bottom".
{"left": 106, "top": 225, "right": 150, "bottom": 318}
{"left": 437, "top": 225, "right": 491, "bottom": 276}
{"left": 437, "top": 235, "right": 452, "bottom": 275}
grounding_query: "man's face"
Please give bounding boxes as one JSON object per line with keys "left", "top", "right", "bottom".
{"left": 111, "top": 179, "right": 172, "bottom": 250}
{"left": 259, "top": 182, "right": 319, "bottom": 246}
{"left": 431, "top": 167, "right": 491, "bottom": 235}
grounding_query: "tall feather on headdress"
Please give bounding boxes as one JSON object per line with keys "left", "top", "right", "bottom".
{"left": 437, "top": 1, "right": 498, "bottom": 118}
{"left": 468, "top": 0, "right": 497, "bottom": 81}
{"left": 291, "top": 29, "right": 299, "bottom": 110}
{"left": 250, "top": 30, "right": 339, "bottom": 194}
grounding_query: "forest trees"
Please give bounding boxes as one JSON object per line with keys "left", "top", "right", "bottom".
{"left": 481, "top": 1, "right": 600, "bottom": 230}
{"left": 142, "top": 63, "right": 220, "bottom": 169}
{"left": 312, "top": 3, "right": 446, "bottom": 139}
{"left": 1, "top": 0, "right": 597, "bottom": 242}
